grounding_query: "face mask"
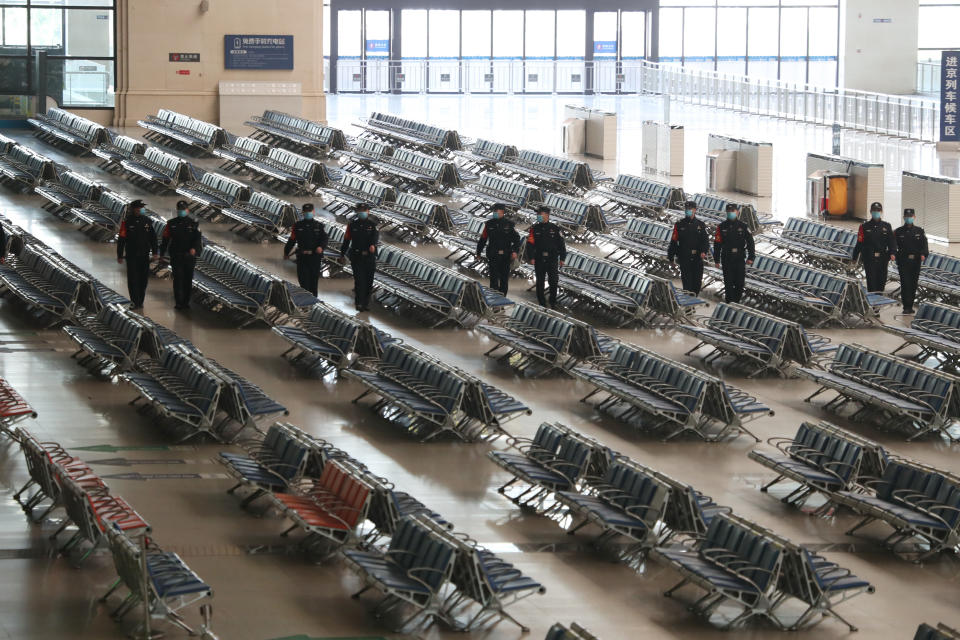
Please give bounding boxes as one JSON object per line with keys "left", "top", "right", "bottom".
{"left": 684, "top": 209, "right": 694, "bottom": 218}
{"left": 727, "top": 212, "right": 737, "bottom": 221}
{"left": 871, "top": 212, "right": 881, "bottom": 220}
{"left": 904, "top": 217, "right": 914, "bottom": 225}
{"left": 495, "top": 211, "right": 504, "bottom": 219}
{"left": 304, "top": 212, "right": 313, "bottom": 220}
{"left": 177, "top": 209, "right": 187, "bottom": 218}
{"left": 536, "top": 215, "right": 544, "bottom": 223}
{"left": 359, "top": 211, "right": 368, "bottom": 220}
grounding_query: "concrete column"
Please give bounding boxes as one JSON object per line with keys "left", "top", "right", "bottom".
{"left": 841, "top": 0, "right": 918, "bottom": 95}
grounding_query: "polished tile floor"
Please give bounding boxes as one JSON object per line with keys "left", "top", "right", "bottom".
{"left": 0, "top": 94, "right": 958, "bottom": 640}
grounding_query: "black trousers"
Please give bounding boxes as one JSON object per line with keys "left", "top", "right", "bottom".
{"left": 722, "top": 258, "right": 746, "bottom": 303}
{"left": 295, "top": 253, "right": 322, "bottom": 296}
{"left": 534, "top": 258, "right": 559, "bottom": 306}
{"left": 170, "top": 256, "right": 195, "bottom": 308}
{"left": 897, "top": 258, "right": 921, "bottom": 309}
{"left": 351, "top": 254, "right": 377, "bottom": 307}
{"left": 864, "top": 258, "right": 889, "bottom": 293}
{"left": 488, "top": 254, "right": 512, "bottom": 295}
{"left": 125, "top": 255, "right": 151, "bottom": 307}
{"left": 678, "top": 258, "right": 704, "bottom": 295}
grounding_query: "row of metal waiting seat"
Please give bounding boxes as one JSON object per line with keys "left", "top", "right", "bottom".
{"left": 357, "top": 111, "right": 463, "bottom": 152}
{"left": 10, "top": 428, "right": 215, "bottom": 637}
{"left": 798, "top": 342, "right": 960, "bottom": 442}
{"left": 750, "top": 420, "right": 960, "bottom": 562}
{"left": 500, "top": 147, "right": 600, "bottom": 192}
{"left": 0, "top": 138, "right": 57, "bottom": 193}
{"left": 513, "top": 191, "right": 624, "bottom": 241}
{"left": 217, "top": 421, "right": 543, "bottom": 633}
{"left": 573, "top": 338, "right": 772, "bottom": 442}
{"left": 517, "top": 248, "right": 706, "bottom": 327}
{"left": 916, "top": 623, "right": 960, "bottom": 640}
{"left": 27, "top": 107, "right": 109, "bottom": 154}
{"left": 704, "top": 254, "right": 895, "bottom": 327}
{"left": 244, "top": 109, "right": 347, "bottom": 157}
{"left": 0, "top": 377, "right": 37, "bottom": 440}
{"left": 489, "top": 421, "right": 873, "bottom": 631}
{"left": 0, "top": 226, "right": 129, "bottom": 327}
{"left": 137, "top": 108, "right": 227, "bottom": 155}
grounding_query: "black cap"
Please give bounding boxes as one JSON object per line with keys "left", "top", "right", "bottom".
{"left": 356, "top": 203, "right": 370, "bottom": 212}
{"left": 904, "top": 208, "right": 915, "bottom": 217}
{"left": 176, "top": 200, "right": 189, "bottom": 210}
{"left": 302, "top": 203, "right": 314, "bottom": 212}
{"left": 684, "top": 200, "right": 698, "bottom": 209}
{"left": 537, "top": 205, "right": 551, "bottom": 214}
{"left": 725, "top": 203, "right": 739, "bottom": 213}
{"left": 492, "top": 203, "right": 507, "bottom": 212}
{"left": 130, "top": 199, "right": 146, "bottom": 210}
{"left": 870, "top": 202, "right": 883, "bottom": 212}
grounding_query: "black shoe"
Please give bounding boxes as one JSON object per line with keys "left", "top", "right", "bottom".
{"left": 903, "top": 307, "right": 915, "bottom": 314}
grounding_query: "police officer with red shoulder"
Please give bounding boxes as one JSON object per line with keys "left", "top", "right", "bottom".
{"left": 340, "top": 203, "right": 379, "bottom": 311}
{"left": 667, "top": 200, "right": 711, "bottom": 295}
{"left": 116, "top": 199, "right": 158, "bottom": 310}
{"left": 284, "top": 203, "right": 328, "bottom": 297}
{"left": 524, "top": 205, "right": 566, "bottom": 309}
{"left": 476, "top": 203, "right": 520, "bottom": 295}
{"left": 713, "top": 203, "right": 755, "bottom": 304}
{"left": 852, "top": 202, "right": 897, "bottom": 293}
{"left": 159, "top": 200, "right": 202, "bottom": 310}
{"left": 894, "top": 208, "right": 928, "bottom": 314}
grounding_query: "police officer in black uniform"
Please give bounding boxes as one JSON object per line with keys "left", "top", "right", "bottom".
{"left": 713, "top": 204, "right": 756, "bottom": 304}
{"left": 852, "top": 202, "right": 897, "bottom": 293}
{"left": 284, "top": 203, "right": 328, "bottom": 297}
{"left": 894, "top": 208, "right": 929, "bottom": 314}
{"left": 340, "top": 203, "right": 379, "bottom": 311}
{"left": 116, "top": 199, "right": 158, "bottom": 310}
{"left": 476, "top": 203, "right": 520, "bottom": 295}
{"left": 159, "top": 200, "right": 202, "bottom": 310}
{"left": 667, "top": 200, "right": 711, "bottom": 295}
{"left": 0, "top": 220, "right": 6, "bottom": 264}
{"left": 524, "top": 206, "right": 566, "bottom": 308}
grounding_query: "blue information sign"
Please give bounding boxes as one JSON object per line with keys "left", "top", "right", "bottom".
{"left": 224, "top": 35, "right": 294, "bottom": 70}
{"left": 365, "top": 39, "right": 389, "bottom": 53}
{"left": 594, "top": 41, "right": 617, "bottom": 54}
{"left": 942, "top": 51, "right": 960, "bottom": 142}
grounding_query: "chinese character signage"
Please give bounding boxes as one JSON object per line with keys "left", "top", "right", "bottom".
{"left": 594, "top": 41, "right": 617, "bottom": 54}
{"left": 942, "top": 51, "right": 960, "bottom": 142}
{"left": 365, "top": 39, "right": 389, "bottom": 53}
{"left": 169, "top": 53, "right": 200, "bottom": 63}
{"left": 224, "top": 35, "right": 294, "bottom": 70}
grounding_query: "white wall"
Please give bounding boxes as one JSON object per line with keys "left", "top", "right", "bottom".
{"left": 841, "top": 0, "right": 918, "bottom": 95}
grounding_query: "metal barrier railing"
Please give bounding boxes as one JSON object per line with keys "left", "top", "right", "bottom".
{"left": 328, "top": 58, "right": 940, "bottom": 143}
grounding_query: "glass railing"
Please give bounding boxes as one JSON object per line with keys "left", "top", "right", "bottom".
{"left": 917, "top": 61, "right": 941, "bottom": 97}
{"left": 327, "top": 58, "right": 940, "bottom": 142}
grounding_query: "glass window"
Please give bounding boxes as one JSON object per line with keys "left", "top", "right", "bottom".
{"left": 2, "top": 8, "right": 28, "bottom": 47}
{"left": 525, "top": 10, "right": 554, "bottom": 59}
{"left": 0, "top": 58, "right": 29, "bottom": 92}
{"left": 594, "top": 11, "right": 617, "bottom": 58}
{"left": 462, "top": 10, "right": 491, "bottom": 58}
{"left": 31, "top": 0, "right": 112, "bottom": 6}
{"left": 31, "top": 9, "right": 63, "bottom": 49}
{"left": 64, "top": 9, "right": 114, "bottom": 58}
{"left": 492, "top": 10, "right": 522, "bottom": 58}
{"left": 918, "top": 6, "right": 960, "bottom": 50}
{"left": 50, "top": 58, "right": 113, "bottom": 107}
{"left": 808, "top": 7, "right": 837, "bottom": 56}
{"left": 658, "top": 8, "right": 683, "bottom": 61}
{"left": 401, "top": 9, "right": 427, "bottom": 58}
{"left": 747, "top": 7, "right": 778, "bottom": 56}
{"left": 683, "top": 7, "right": 716, "bottom": 59}
{"left": 429, "top": 10, "right": 459, "bottom": 58}
{"left": 716, "top": 7, "right": 746, "bottom": 75}
{"left": 556, "top": 10, "right": 585, "bottom": 58}
{"left": 779, "top": 7, "right": 807, "bottom": 56}
{"left": 338, "top": 10, "right": 362, "bottom": 57}
{"left": 621, "top": 11, "right": 646, "bottom": 59}
{"left": 365, "top": 10, "right": 389, "bottom": 58}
